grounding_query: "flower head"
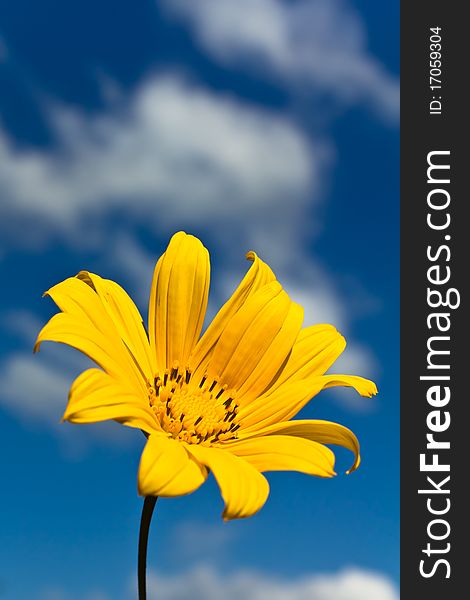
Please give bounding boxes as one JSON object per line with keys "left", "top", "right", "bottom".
{"left": 35, "top": 232, "right": 377, "bottom": 520}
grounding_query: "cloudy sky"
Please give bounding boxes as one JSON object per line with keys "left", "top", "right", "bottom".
{"left": 0, "top": 1, "right": 399, "bottom": 598}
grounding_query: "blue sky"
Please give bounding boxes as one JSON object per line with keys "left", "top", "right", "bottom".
{"left": 0, "top": 1, "right": 399, "bottom": 598}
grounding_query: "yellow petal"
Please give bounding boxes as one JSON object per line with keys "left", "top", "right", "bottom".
{"left": 148, "top": 232, "right": 210, "bottom": 371}
{"left": 269, "top": 324, "right": 346, "bottom": 391}
{"left": 238, "top": 374, "right": 377, "bottom": 432}
{"left": 35, "top": 312, "right": 145, "bottom": 394}
{"left": 225, "top": 435, "right": 336, "bottom": 477}
{"left": 35, "top": 277, "right": 147, "bottom": 394}
{"left": 64, "top": 368, "right": 159, "bottom": 434}
{"left": 186, "top": 444, "right": 269, "bottom": 520}
{"left": 237, "top": 419, "right": 361, "bottom": 473}
{"left": 138, "top": 434, "right": 208, "bottom": 497}
{"left": 204, "top": 282, "right": 300, "bottom": 394}
{"left": 77, "top": 271, "right": 155, "bottom": 377}
{"left": 189, "top": 251, "right": 276, "bottom": 375}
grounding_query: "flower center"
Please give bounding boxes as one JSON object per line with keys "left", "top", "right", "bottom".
{"left": 146, "top": 362, "right": 240, "bottom": 445}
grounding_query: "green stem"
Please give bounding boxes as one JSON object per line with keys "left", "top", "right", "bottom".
{"left": 138, "top": 496, "right": 158, "bottom": 600}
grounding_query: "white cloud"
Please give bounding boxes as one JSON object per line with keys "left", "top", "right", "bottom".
{"left": 40, "top": 566, "right": 398, "bottom": 600}
{"left": 146, "top": 565, "right": 399, "bottom": 600}
{"left": 162, "top": 0, "right": 399, "bottom": 121}
{"left": 0, "top": 352, "right": 73, "bottom": 423}
{"left": 0, "top": 74, "right": 315, "bottom": 250}
{"left": 0, "top": 310, "right": 87, "bottom": 424}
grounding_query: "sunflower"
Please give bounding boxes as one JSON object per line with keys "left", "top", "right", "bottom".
{"left": 35, "top": 231, "right": 377, "bottom": 521}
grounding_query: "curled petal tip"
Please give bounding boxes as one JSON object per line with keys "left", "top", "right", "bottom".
{"left": 346, "top": 455, "right": 361, "bottom": 475}
{"left": 359, "top": 379, "right": 378, "bottom": 398}
{"left": 365, "top": 382, "right": 379, "bottom": 397}
{"left": 41, "top": 287, "right": 53, "bottom": 299}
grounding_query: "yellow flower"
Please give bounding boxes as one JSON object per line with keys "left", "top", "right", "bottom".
{"left": 35, "top": 231, "right": 377, "bottom": 520}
